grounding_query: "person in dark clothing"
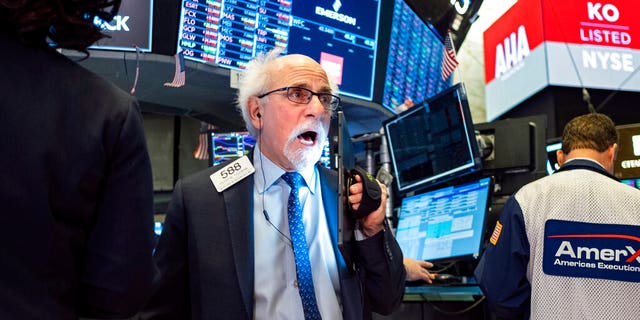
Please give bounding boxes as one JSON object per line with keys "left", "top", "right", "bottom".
{"left": 0, "top": 1, "right": 156, "bottom": 319}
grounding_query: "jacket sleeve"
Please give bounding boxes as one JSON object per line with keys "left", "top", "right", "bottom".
{"left": 356, "top": 219, "right": 406, "bottom": 315}
{"left": 474, "top": 196, "right": 531, "bottom": 319}
{"left": 80, "top": 102, "right": 156, "bottom": 318}
{"left": 140, "top": 180, "right": 191, "bottom": 319}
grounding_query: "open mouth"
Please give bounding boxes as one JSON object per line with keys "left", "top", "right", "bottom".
{"left": 297, "top": 131, "right": 318, "bottom": 146}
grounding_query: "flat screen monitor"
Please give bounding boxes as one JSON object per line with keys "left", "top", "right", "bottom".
{"left": 546, "top": 140, "right": 562, "bottom": 175}
{"left": 383, "top": 83, "right": 481, "bottom": 193}
{"left": 614, "top": 123, "right": 640, "bottom": 180}
{"left": 208, "top": 131, "right": 254, "bottom": 166}
{"left": 621, "top": 179, "right": 640, "bottom": 189}
{"left": 395, "top": 176, "right": 493, "bottom": 263}
{"left": 379, "top": 0, "right": 450, "bottom": 111}
{"left": 176, "top": 0, "right": 381, "bottom": 100}
{"left": 90, "top": 0, "right": 154, "bottom": 52}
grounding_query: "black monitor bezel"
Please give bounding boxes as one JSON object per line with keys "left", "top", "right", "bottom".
{"left": 383, "top": 83, "right": 482, "bottom": 195}
{"left": 396, "top": 175, "right": 494, "bottom": 264}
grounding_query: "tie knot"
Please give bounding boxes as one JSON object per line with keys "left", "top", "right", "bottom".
{"left": 282, "top": 172, "right": 304, "bottom": 189}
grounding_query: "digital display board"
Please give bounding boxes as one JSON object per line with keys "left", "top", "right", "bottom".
{"left": 381, "top": 0, "right": 450, "bottom": 111}
{"left": 90, "top": 0, "right": 154, "bottom": 52}
{"left": 176, "top": 0, "right": 381, "bottom": 100}
{"left": 484, "top": 0, "right": 640, "bottom": 121}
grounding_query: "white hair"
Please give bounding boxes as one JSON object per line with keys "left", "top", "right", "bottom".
{"left": 235, "top": 48, "right": 283, "bottom": 137}
{"left": 234, "top": 49, "right": 339, "bottom": 136}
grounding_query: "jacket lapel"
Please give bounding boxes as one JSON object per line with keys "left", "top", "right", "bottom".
{"left": 223, "top": 172, "right": 255, "bottom": 318}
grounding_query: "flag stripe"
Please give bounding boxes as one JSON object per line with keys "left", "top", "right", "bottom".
{"left": 441, "top": 31, "right": 459, "bottom": 81}
{"left": 164, "top": 51, "right": 186, "bottom": 87}
{"left": 194, "top": 123, "right": 216, "bottom": 160}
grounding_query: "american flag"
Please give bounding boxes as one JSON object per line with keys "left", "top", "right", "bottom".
{"left": 489, "top": 221, "right": 503, "bottom": 245}
{"left": 441, "top": 31, "right": 459, "bottom": 81}
{"left": 164, "top": 51, "right": 186, "bottom": 87}
{"left": 193, "top": 122, "right": 216, "bottom": 160}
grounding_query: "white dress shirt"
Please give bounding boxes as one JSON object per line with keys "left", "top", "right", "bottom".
{"left": 253, "top": 145, "right": 342, "bottom": 320}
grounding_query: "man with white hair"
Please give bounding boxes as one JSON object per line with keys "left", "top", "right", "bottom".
{"left": 142, "top": 49, "right": 405, "bottom": 320}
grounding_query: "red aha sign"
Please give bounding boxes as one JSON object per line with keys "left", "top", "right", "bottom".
{"left": 484, "top": 0, "right": 637, "bottom": 84}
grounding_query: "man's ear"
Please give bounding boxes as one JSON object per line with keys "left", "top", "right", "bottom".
{"left": 608, "top": 143, "right": 618, "bottom": 163}
{"left": 248, "top": 96, "right": 262, "bottom": 129}
{"left": 556, "top": 149, "right": 566, "bottom": 167}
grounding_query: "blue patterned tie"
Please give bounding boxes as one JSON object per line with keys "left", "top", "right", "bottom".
{"left": 281, "top": 172, "right": 322, "bottom": 320}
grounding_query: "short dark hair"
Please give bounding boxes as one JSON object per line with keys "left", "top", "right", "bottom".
{"left": 0, "top": 0, "right": 121, "bottom": 52}
{"left": 561, "top": 113, "right": 618, "bottom": 154}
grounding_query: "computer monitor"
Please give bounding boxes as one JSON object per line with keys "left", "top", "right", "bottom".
{"left": 395, "top": 176, "right": 493, "bottom": 263}
{"left": 383, "top": 83, "right": 481, "bottom": 193}
{"left": 90, "top": 0, "right": 154, "bottom": 52}
{"left": 208, "top": 131, "right": 253, "bottom": 166}
{"left": 614, "top": 123, "right": 640, "bottom": 180}
{"left": 546, "top": 140, "right": 562, "bottom": 175}
{"left": 378, "top": 0, "right": 450, "bottom": 111}
{"left": 621, "top": 178, "right": 640, "bottom": 189}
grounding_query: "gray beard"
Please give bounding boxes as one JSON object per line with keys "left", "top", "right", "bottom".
{"left": 283, "top": 135, "right": 327, "bottom": 171}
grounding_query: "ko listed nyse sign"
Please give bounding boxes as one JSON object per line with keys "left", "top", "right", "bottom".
{"left": 483, "top": 0, "right": 640, "bottom": 121}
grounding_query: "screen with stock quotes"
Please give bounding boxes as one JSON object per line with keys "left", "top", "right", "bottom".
{"left": 381, "top": 0, "right": 450, "bottom": 111}
{"left": 177, "top": 0, "right": 382, "bottom": 101}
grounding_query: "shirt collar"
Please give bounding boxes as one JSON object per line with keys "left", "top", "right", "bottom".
{"left": 564, "top": 157, "right": 607, "bottom": 170}
{"left": 253, "top": 144, "right": 318, "bottom": 194}
{"left": 557, "top": 157, "right": 618, "bottom": 181}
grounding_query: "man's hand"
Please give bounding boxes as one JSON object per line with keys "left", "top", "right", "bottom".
{"left": 404, "top": 258, "right": 435, "bottom": 283}
{"left": 348, "top": 174, "right": 387, "bottom": 237}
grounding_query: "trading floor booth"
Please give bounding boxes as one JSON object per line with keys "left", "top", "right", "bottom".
{"left": 378, "top": 83, "right": 487, "bottom": 319}
{"left": 376, "top": 83, "right": 550, "bottom": 320}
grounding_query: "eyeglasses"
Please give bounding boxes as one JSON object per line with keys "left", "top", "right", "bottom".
{"left": 257, "top": 87, "right": 341, "bottom": 111}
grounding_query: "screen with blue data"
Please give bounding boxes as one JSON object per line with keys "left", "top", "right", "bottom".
{"left": 395, "top": 176, "right": 492, "bottom": 262}
{"left": 546, "top": 141, "right": 562, "bottom": 175}
{"left": 380, "top": 0, "right": 450, "bottom": 111}
{"left": 209, "top": 132, "right": 255, "bottom": 166}
{"left": 176, "top": 0, "right": 381, "bottom": 100}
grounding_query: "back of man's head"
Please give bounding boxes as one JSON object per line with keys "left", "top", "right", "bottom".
{"left": 0, "top": 0, "right": 121, "bottom": 52}
{"left": 561, "top": 113, "right": 618, "bottom": 155}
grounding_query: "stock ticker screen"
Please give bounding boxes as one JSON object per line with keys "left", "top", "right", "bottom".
{"left": 381, "top": 0, "right": 450, "bottom": 111}
{"left": 176, "top": 0, "right": 381, "bottom": 100}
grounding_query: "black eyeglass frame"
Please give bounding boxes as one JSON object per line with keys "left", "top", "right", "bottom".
{"left": 257, "top": 86, "right": 341, "bottom": 111}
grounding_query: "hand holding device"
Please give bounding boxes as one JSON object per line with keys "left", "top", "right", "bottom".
{"left": 346, "top": 167, "right": 382, "bottom": 219}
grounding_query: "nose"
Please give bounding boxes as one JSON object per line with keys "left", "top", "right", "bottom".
{"left": 306, "top": 94, "right": 330, "bottom": 117}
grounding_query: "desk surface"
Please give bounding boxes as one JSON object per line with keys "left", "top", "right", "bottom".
{"left": 404, "top": 285, "right": 483, "bottom": 302}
